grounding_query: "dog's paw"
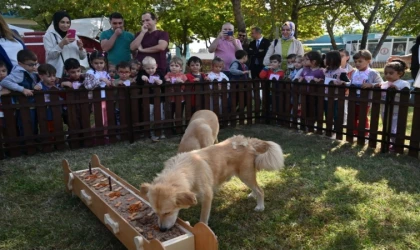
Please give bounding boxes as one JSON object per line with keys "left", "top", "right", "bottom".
{"left": 247, "top": 192, "right": 256, "bottom": 199}
{"left": 254, "top": 205, "right": 265, "bottom": 212}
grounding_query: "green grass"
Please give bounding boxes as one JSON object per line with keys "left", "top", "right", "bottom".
{"left": 1, "top": 125, "right": 419, "bottom": 250}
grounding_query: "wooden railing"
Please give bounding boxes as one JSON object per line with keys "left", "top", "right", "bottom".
{"left": 0, "top": 80, "right": 419, "bottom": 159}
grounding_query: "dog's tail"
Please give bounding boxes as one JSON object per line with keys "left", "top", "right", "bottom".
{"left": 251, "top": 138, "right": 284, "bottom": 171}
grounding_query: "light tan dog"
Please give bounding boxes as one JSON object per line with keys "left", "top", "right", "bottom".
{"left": 141, "top": 135, "right": 284, "bottom": 231}
{"left": 178, "top": 110, "right": 219, "bottom": 153}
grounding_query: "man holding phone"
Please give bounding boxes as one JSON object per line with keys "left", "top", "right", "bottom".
{"left": 208, "top": 22, "right": 243, "bottom": 74}
{"left": 100, "top": 12, "right": 135, "bottom": 65}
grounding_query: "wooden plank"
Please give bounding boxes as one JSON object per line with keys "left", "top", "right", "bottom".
{"left": 105, "top": 88, "right": 117, "bottom": 144}
{"left": 368, "top": 86, "right": 381, "bottom": 149}
{"left": 50, "top": 89, "right": 65, "bottom": 150}
{"left": 34, "top": 91, "right": 51, "bottom": 153}
{"left": 315, "top": 82, "right": 324, "bottom": 135}
{"left": 221, "top": 80, "right": 228, "bottom": 127}
{"left": 325, "top": 82, "right": 335, "bottom": 137}
{"left": 130, "top": 88, "right": 140, "bottom": 140}
{"left": 18, "top": 96, "right": 36, "bottom": 155}
{"left": 408, "top": 88, "right": 420, "bottom": 158}
{"left": 346, "top": 87, "right": 356, "bottom": 143}
{"left": 1, "top": 94, "right": 20, "bottom": 157}
{"left": 335, "top": 85, "right": 346, "bottom": 140}
{"left": 284, "top": 80, "right": 292, "bottom": 128}
{"left": 79, "top": 89, "right": 92, "bottom": 147}
{"left": 92, "top": 89, "right": 104, "bottom": 146}
{"left": 357, "top": 89, "right": 369, "bottom": 145}
{"left": 118, "top": 87, "right": 128, "bottom": 141}
{"left": 246, "top": 80, "right": 253, "bottom": 125}
{"left": 394, "top": 88, "right": 410, "bottom": 154}
{"left": 175, "top": 84, "right": 183, "bottom": 134}
{"left": 229, "top": 81, "right": 237, "bottom": 127}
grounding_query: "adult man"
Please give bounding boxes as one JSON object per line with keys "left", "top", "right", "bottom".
{"left": 237, "top": 29, "right": 249, "bottom": 52}
{"left": 208, "top": 22, "right": 242, "bottom": 73}
{"left": 100, "top": 12, "right": 134, "bottom": 65}
{"left": 130, "top": 12, "right": 169, "bottom": 73}
{"left": 247, "top": 27, "right": 270, "bottom": 79}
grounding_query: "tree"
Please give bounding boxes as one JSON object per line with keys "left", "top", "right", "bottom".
{"left": 231, "top": 0, "right": 246, "bottom": 31}
{"left": 324, "top": 3, "right": 355, "bottom": 50}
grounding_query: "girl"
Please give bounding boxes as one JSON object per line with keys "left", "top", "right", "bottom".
{"left": 298, "top": 51, "right": 325, "bottom": 83}
{"left": 84, "top": 51, "right": 112, "bottom": 128}
{"left": 324, "top": 51, "right": 350, "bottom": 126}
{"left": 186, "top": 56, "right": 209, "bottom": 112}
{"left": 380, "top": 60, "right": 410, "bottom": 151}
{"left": 207, "top": 57, "right": 230, "bottom": 114}
{"left": 164, "top": 56, "right": 187, "bottom": 123}
{"left": 339, "top": 49, "right": 355, "bottom": 126}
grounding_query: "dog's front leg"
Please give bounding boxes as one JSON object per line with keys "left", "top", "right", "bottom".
{"left": 199, "top": 189, "right": 213, "bottom": 224}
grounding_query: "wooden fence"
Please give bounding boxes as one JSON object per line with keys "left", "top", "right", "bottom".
{"left": 0, "top": 80, "right": 419, "bottom": 160}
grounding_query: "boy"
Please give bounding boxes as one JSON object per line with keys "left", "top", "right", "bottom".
{"left": 34, "top": 64, "right": 58, "bottom": 135}
{"left": 291, "top": 55, "right": 304, "bottom": 80}
{"left": 259, "top": 54, "right": 284, "bottom": 80}
{"left": 60, "top": 58, "right": 86, "bottom": 89}
{"left": 350, "top": 49, "right": 383, "bottom": 137}
{"left": 186, "top": 56, "right": 209, "bottom": 112}
{"left": 285, "top": 54, "right": 297, "bottom": 79}
{"left": 129, "top": 59, "right": 141, "bottom": 84}
{"left": 229, "top": 50, "right": 249, "bottom": 80}
{"left": 0, "top": 49, "right": 39, "bottom": 135}
{"left": 115, "top": 61, "right": 132, "bottom": 86}
{"left": 0, "top": 61, "right": 11, "bottom": 130}
{"left": 137, "top": 56, "right": 165, "bottom": 142}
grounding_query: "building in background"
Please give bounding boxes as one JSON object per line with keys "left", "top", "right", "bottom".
{"left": 302, "top": 33, "right": 415, "bottom": 62}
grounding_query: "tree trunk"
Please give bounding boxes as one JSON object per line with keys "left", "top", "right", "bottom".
{"left": 372, "top": 0, "right": 415, "bottom": 58}
{"left": 326, "top": 20, "right": 338, "bottom": 50}
{"left": 291, "top": 0, "right": 300, "bottom": 39}
{"left": 231, "top": 0, "right": 246, "bottom": 31}
{"left": 358, "top": 0, "right": 381, "bottom": 49}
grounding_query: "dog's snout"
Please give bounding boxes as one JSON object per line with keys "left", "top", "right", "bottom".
{"left": 159, "top": 226, "right": 168, "bottom": 232}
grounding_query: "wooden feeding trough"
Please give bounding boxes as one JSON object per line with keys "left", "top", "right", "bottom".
{"left": 63, "top": 154, "right": 218, "bottom": 250}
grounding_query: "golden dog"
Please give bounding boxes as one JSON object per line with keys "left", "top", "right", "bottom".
{"left": 141, "top": 135, "right": 284, "bottom": 231}
{"left": 178, "top": 110, "right": 219, "bottom": 153}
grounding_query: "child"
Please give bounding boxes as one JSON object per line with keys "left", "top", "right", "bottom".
{"left": 108, "top": 64, "right": 118, "bottom": 84}
{"left": 85, "top": 51, "right": 112, "bottom": 128}
{"left": 259, "top": 54, "right": 284, "bottom": 80}
{"left": 115, "top": 62, "right": 132, "bottom": 86}
{"left": 298, "top": 51, "right": 325, "bottom": 83}
{"left": 291, "top": 55, "right": 304, "bottom": 80}
{"left": 207, "top": 57, "right": 230, "bottom": 114}
{"left": 380, "top": 60, "right": 410, "bottom": 151}
{"left": 137, "top": 56, "right": 165, "bottom": 142}
{"left": 350, "top": 49, "right": 383, "bottom": 137}
{"left": 0, "top": 49, "right": 38, "bottom": 136}
{"left": 129, "top": 59, "right": 141, "bottom": 84}
{"left": 60, "top": 58, "right": 86, "bottom": 90}
{"left": 34, "top": 64, "right": 59, "bottom": 135}
{"left": 339, "top": 49, "right": 355, "bottom": 126}
{"left": 285, "top": 54, "right": 297, "bottom": 79}
{"left": 229, "top": 50, "right": 249, "bottom": 80}
{"left": 186, "top": 56, "right": 209, "bottom": 112}
{"left": 165, "top": 56, "right": 187, "bottom": 124}
{"left": 324, "top": 51, "right": 350, "bottom": 126}
{"left": 0, "top": 61, "right": 11, "bottom": 130}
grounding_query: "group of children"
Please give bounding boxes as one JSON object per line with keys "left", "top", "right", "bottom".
{"left": 0, "top": 47, "right": 411, "bottom": 148}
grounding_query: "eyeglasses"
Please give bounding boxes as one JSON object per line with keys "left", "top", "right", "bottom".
{"left": 238, "top": 34, "right": 246, "bottom": 37}
{"left": 24, "top": 63, "right": 39, "bottom": 67}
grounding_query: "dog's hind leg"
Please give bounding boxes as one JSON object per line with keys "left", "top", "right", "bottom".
{"left": 200, "top": 188, "right": 214, "bottom": 224}
{"left": 239, "top": 172, "right": 265, "bottom": 212}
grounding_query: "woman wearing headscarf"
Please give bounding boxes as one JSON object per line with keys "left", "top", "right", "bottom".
{"left": 263, "top": 21, "right": 304, "bottom": 71}
{"left": 43, "top": 11, "right": 86, "bottom": 78}
{"left": 0, "top": 15, "right": 26, "bottom": 73}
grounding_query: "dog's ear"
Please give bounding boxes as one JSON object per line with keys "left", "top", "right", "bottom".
{"left": 140, "top": 183, "right": 150, "bottom": 196}
{"left": 176, "top": 192, "right": 197, "bottom": 207}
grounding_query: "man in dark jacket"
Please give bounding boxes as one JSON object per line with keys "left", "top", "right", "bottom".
{"left": 247, "top": 27, "right": 270, "bottom": 79}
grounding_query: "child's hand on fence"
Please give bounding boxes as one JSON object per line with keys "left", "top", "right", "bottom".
{"left": 22, "top": 89, "right": 34, "bottom": 96}
{"left": 204, "top": 76, "right": 210, "bottom": 81}
{"left": 194, "top": 78, "right": 200, "bottom": 82}
{"left": 141, "top": 76, "right": 149, "bottom": 82}
{"left": 243, "top": 70, "right": 249, "bottom": 74}
{"left": 101, "top": 78, "right": 112, "bottom": 86}
{"left": 314, "top": 78, "right": 322, "bottom": 83}
{"left": 361, "top": 82, "right": 373, "bottom": 89}
{"left": 176, "top": 77, "right": 184, "bottom": 83}
{"left": 61, "top": 81, "right": 72, "bottom": 88}
{"left": 155, "top": 79, "right": 163, "bottom": 85}
{"left": 297, "top": 77, "right": 304, "bottom": 82}
{"left": 34, "top": 84, "right": 42, "bottom": 91}
{"left": 0, "top": 88, "right": 11, "bottom": 95}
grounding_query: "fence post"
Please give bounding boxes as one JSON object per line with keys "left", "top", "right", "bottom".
{"left": 408, "top": 88, "right": 420, "bottom": 158}
{"left": 126, "top": 87, "right": 134, "bottom": 143}
{"left": 381, "top": 88, "right": 396, "bottom": 153}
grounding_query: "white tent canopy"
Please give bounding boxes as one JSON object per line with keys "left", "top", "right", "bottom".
{"left": 7, "top": 24, "right": 34, "bottom": 36}
{"left": 46, "top": 17, "right": 111, "bottom": 39}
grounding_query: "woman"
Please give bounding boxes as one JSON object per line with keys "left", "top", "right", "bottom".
{"left": 0, "top": 15, "right": 26, "bottom": 73}
{"left": 43, "top": 11, "right": 86, "bottom": 78}
{"left": 263, "top": 21, "right": 304, "bottom": 71}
